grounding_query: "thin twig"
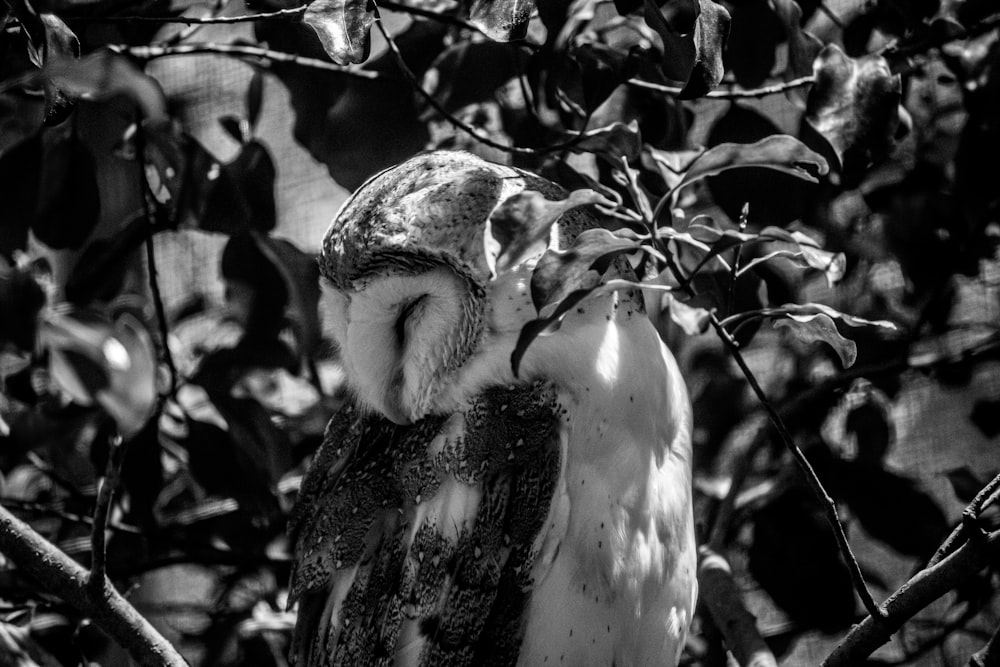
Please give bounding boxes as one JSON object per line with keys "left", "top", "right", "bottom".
{"left": 0, "top": 498, "right": 142, "bottom": 535}
{"left": 928, "top": 470, "right": 1000, "bottom": 568}
{"left": 136, "top": 122, "right": 179, "bottom": 397}
{"left": 628, "top": 75, "right": 815, "bottom": 99}
{"left": 707, "top": 311, "right": 885, "bottom": 620}
{"left": 968, "top": 620, "right": 1000, "bottom": 667}
{"left": 373, "top": 9, "right": 587, "bottom": 157}
{"left": 822, "top": 528, "right": 1000, "bottom": 666}
{"left": 880, "top": 12, "right": 1000, "bottom": 61}
{"left": 89, "top": 432, "right": 125, "bottom": 594}
{"left": 0, "top": 505, "right": 188, "bottom": 666}
{"left": 109, "top": 43, "right": 380, "bottom": 79}
{"left": 68, "top": 5, "right": 306, "bottom": 24}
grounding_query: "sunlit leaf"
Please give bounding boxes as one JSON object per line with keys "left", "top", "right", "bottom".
{"left": 468, "top": 0, "right": 535, "bottom": 41}
{"left": 735, "top": 227, "right": 846, "bottom": 286}
{"left": 675, "top": 134, "right": 829, "bottom": 191}
{"left": 531, "top": 227, "right": 642, "bottom": 313}
{"left": 303, "top": 0, "right": 374, "bottom": 65}
{"left": 774, "top": 312, "right": 858, "bottom": 367}
{"left": 567, "top": 120, "right": 642, "bottom": 163}
{"left": 666, "top": 293, "right": 710, "bottom": 334}
{"left": 681, "top": 0, "right": 730, "bottom": 98}
{"left": 485, "top": 188, "right": 614, "bottom": 277}
{"left": 805, "top": 44, "right": 901, "bottom": 174}
{"left": 45, "top": 49, "right": 167, "bottom": 122}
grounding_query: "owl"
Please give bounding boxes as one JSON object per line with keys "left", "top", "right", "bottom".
{"left": 289, "top": 151, "right": 696, "bottom": 666}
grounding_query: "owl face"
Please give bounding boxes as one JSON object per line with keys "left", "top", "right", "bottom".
{"left": 319, "top": 152, "right": 542, "bottom": 425}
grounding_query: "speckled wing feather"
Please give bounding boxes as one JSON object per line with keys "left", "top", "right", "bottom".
{"left": 289, "top": 381, "right": 563, "bottom": 667}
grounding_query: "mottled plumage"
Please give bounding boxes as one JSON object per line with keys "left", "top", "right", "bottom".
{"left": 291, "top": 151, "right": 695, "bottom": 666}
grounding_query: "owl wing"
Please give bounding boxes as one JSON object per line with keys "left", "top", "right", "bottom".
{"left": 288, "top": 381, "right": 565, "bottom": 667}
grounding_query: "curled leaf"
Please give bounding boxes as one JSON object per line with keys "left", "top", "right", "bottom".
{"left": 469, "top": 0, "right": 535, "bottom": 41}
{"left": 805, "top": 44, "right": 901, "bottom": 174}
{"left": 774, "top": 312, "right": 857, "bottom": 367}
{"left": 485, "top": 188, "right": 614, "bottom": 277}
{"left": 45, "top": 50, "right": 167, "bottom": 122}
{"left": 675, "top": 134, "right": 829, "bottom": 192}
{"left": 303, "top": 0, "right": 374, "bottom": 65}
{"left": 567, "top": 120, "right": 643, "bottom": 163}
{"left": 531, "top": 227, "right": 642, "bottom": 314}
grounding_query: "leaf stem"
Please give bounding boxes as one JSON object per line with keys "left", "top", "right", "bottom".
{"left": 89, "top": 432, "right": 125, "bottom": 594}
{"left": 109, "top": 43, "right": 380, "bottom": 79}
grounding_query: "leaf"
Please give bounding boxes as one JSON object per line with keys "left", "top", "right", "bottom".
{"left": 246, "top": 68, "right": 264, "bottom": 131}
{"left": 37, "top": 14, "right": 79, "bottom": 125}
{"left": 681, "top": 0, "right": 730, "bottom": 98}
{"left": 511, "top": 278, "right": 665, "bottom": 375}
{"left": 303, "top": 0, "right": 374, "bottom": 65}
{"left": 724, "top": 0, "right": 783, "bottom": 89}
{"left": 45, "top": 49, "right": 167, "bottom": 122}
{"left": 805, "top": 44, "right": 902, "bottom": 174}
{"left": 422, "top": 39, "right": 530, "bottom": 117}
{"left": 944, "top": 467, "right": 991, "bottom": 505}
{"left": 770, "top": 0, "right": 822, "bottom": 107}
{"left": 31, "top": 126, "right": 100, "bottom": 249}
{"left": 485, "top": 188, "right": 613, "bottom": 277}
{"left": 970, "top": 399, "right": 1000, "bottom": 438}
{"left": 676, "top": 134, "right": 829, "bottom": 191}
{"left": 0, "top": 265, "right": 46, "bottom": 350}
{"left": 643, "top": 0, "right": 697, "bottom": 82}
{"left": 567, "top": 120, "right": 643, "bottom": 163}
{"left": 42, "top": 312, "right": 157, "bottom": 437}
{"left": 736, "top": 227, "right": 846, "bottom": 286}
{"left": 775, "top": 312, "right": 856, "bottom": 367}
{"left": 468, "top": 0, "right": 535, "bottom": 41}
{"left": 0, "top": 134, "right": 41, "bottom": 256}
{"left": 666, "top": 293, "right": 710, "bottom": 334}
{"left": 530, "top": 227, "right": 642, "bottom": 314}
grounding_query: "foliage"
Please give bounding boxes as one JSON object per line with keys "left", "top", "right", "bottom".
{"left": 1, "top": 0, "right": 1000, "bottom": 665}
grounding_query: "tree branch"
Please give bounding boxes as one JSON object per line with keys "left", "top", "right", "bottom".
{"left": 967, "top": 620, "right": 1000, "bottom": 667}
{"left": 822, "top": 528, "right": 1000, "bottom": 666}
{"left": 628, "top": 75, "right": 815, "bottom": 99}
{"left": 698, "top": 546, "right": 778, "bottom": 667}
{"left": 89, "top": 432, "right": 125, "bottom": 594}
{"left": 109, "top": 43, "right": 380, "bottom": 79}
{"left": 0, "top": 505, "right": 188, "bottom": 667}
{"left": 68, "top": 5, "right": 306, "bottom": 24}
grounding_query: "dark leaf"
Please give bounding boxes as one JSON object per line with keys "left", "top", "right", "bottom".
{"left": 303, "top": 0, "right": 374, "bottom": 65}
{"left": 838, "top": 461, "right": 949, "bottom": 560}
{"left": 45, "top": 50, "right": 167, "bottom": 122}
{"left": 246, "top": 68, "right": 264, "bottom": 130}
{"left": 31, "top": 127, "right": 100, "bottom": 249}
{"left": 0, "top": 265, "right": 46, "bottom": 350}
{"left": 774, "top": 312, "right": 857, "bottom": 367}
{"left": 485, "top": 188, "right": 613, "bottom": 277}
{"left": 37, "top": 14, "right": 79, "bottom": 125}
{"left": 531, "top": 227, "right": 642, "bottom": 313}
{"left": 805, "top": 44, "right": 902, "bottom": 175}
{"left": 770, "top": 0, "right": 822, "bottom": 106}
{"left": 0, "top": 133, "right": 41, "bottom": 255}
{"left": 680, "top": 0, "right": 730, "bottom": 98}
{"left": 201, "top": 139, "right": 277, "bottom": 234}
{"left": 944, "top": 467, "right": 991, "bottom": 505}
{"left": 724, "top": 0, "right": 783, "bottom": 89}
{"left": 553, "top": 42, "right": 640, "bottom": 117}
{"left": 422, "top": 39, "right": 529, "bottom": 116}
{"left": 750, "top": 485, "right": 857, "bottom": 632}
{"left": 567, "top": 119, "right": 643, "bottom": 163}
{"left": 673, "top": 134, "right": 829, "bottom": 192}
{"left": 970, "top": 398, "right": 1000, "bottom": 438}
{"left": 643, "top": 0, "right": 698, "bottom": 81}
{"left": 704, "top": 105, "right": 818, "bottom": 226}
{"left": 468, "top": 0, "right": 535, "bottom": 41}
{"left": 844, "top": 399, "right": 892, "bottom": 463}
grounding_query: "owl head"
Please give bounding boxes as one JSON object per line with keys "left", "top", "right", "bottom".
{"left": 318, "top": 151, "right": 594, "bottom": 425}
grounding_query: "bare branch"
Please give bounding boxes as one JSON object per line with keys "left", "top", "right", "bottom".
{"left": 109, "top": 43, "right": 380, "bottom": 79}
{"left": 823, "top": 528, "right": 1000, "bottom": 666}
{"left": 89, "top": 432, "right": 125, "bottom": 594}
{"left": 68, "top": 5, "right": 306, "bottom": 24}
{"left": 0, "top": 505, "right": 188, "bottom": 667}
{"left": 698, "top": 546, "right": 778, "bottom": 667}
{"left": 628, "top": 75, "right": 815, "bottom": 99}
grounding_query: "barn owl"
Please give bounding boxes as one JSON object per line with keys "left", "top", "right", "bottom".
{"left": 289, "top": 151, "right": 696, "bottom": 666}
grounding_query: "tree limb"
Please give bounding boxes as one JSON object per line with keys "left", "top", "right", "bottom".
{"left": 822, "top": 528, "right": 1000, "bottom": 666}
{"left": 698, "top": 546, "right": 778, "bottom": 667}
{"left": 0, "top": 504, "right": 188, "bottom": 667}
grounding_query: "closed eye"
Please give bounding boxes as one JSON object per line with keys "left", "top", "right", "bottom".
{"left": 395, "top": 294, "right": 428, "bottom": 347}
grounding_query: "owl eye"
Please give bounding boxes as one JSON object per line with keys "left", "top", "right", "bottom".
{"left": 395, "top": 294, "right": 428, "bottom": 347}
